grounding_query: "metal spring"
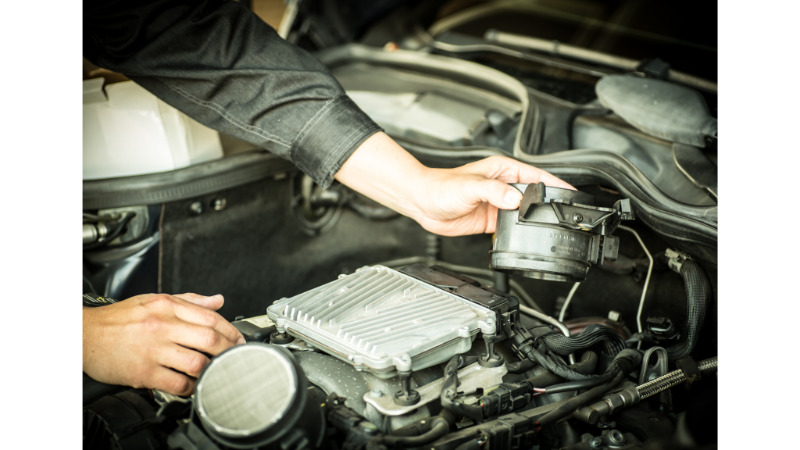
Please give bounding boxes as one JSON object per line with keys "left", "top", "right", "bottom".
{"left": 636, "top": 356, "right": 717, "bottom": 399}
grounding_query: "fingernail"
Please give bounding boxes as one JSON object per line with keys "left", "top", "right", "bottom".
{"left": 237, "top": 336, "right": 246, "bottom": 345}
{"left": 504, "top": 190, "right": 522, "bottom": 208}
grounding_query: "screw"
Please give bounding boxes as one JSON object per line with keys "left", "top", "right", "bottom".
{"left": 189, "top": 201, "right": 203, "bottom": 216}
{"left": 590, "top": 437, "right": 604, "bottom": 448}
{"left": 573, "top": 213, "right": 584, "bottom": 223}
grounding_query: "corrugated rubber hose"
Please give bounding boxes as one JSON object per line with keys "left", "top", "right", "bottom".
{"left": 540, "top": 324, "right": 626, "bottom": 357}
{"left": 667, "top": 259, "right": 710, "bottom": 360}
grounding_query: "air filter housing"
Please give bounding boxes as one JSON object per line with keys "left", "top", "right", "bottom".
{"left": 194, "top": 343, "right": 324, "bottom": 449}
{"left": 491, "top": 183, "right": 633, "bottom": 282}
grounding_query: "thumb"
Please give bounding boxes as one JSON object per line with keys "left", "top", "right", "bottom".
{"left": 174, "top": 293, "right": 225, "bottom": 311}
{"left": 469, "top": 179, "right": 523, "bottom": 210}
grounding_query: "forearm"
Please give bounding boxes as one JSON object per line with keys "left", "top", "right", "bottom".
{"left": 334, "top": 132, "right": 430, "bottom": 222}
{"left": 84, "top": 0, "right": 381, "bottom": 188}
{"left": 335, "top": 132, "right": 575, "bottom": 236}
{"left": 83, "top": 293, "right": 244, "bottom": 396}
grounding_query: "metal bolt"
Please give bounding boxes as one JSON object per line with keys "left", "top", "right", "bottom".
{"left": 590, "top": 437, "right": 604, "bottom": 448}
{"left": 189, "top": 201, "right": 203, "bottom": 216}
{"left": 369, "top": 389, "right": 383, "bottom": 398}
{"left": 608, "top": 430, "right": 625, "bottom": 445}
{"left": 211, "top": 197, "right": 227, "bottom": 211}
{"left": 573, "top": 213, "right": 584, "bottom": 223}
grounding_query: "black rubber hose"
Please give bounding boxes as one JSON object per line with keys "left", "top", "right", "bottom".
{"left": 512, "top": 324, "right": 617, "bottom": 382}
{"left": 506, "top": 358, "right": 536, "bottom": 374}
{"left": 667, "top": 259, "right": 710, "bottom": 360}
{"left": 537, "top": 370, "right": 626, "bottom": 429}
{"left": 376, "top": 410, "right": 457, "bottom": 448}
{"left": 535, "top": 349, "right": 642, "bottom": 428}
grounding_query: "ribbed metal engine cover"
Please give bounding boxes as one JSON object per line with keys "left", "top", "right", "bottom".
{"left": 266, "top": 265, "right": 497, "bottom": 377}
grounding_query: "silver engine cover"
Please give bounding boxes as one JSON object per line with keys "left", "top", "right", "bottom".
{"left": 266, "top": 265, "right": 498, "bottom": 378}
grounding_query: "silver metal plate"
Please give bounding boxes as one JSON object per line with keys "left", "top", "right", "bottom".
{"left": 195, "top": 344, "right": 297, "bottom": 438}
{"left": 363, "top": 361, "right": 507, "bottom": 416}
{"left": 266, "top": 265, "right": 497, "bottom": 377}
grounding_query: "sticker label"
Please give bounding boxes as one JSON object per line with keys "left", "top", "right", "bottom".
{"left": 243, "top": 315, "right": 275, "bottom": 328}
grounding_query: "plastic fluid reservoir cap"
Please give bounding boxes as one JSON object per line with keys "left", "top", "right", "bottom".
{"left": 195, "top": 344, "right": 299, "bottom": 440}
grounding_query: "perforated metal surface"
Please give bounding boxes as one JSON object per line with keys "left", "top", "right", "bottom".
{"left": 195, "top": 344, "right": 297, "bottom": 438}
{"left": 267, "top": 265, "right": 497, "bottom": 376}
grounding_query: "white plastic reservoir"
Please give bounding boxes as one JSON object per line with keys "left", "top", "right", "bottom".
{"left": 83, "top": 78, "right": 223, "bottom": 180}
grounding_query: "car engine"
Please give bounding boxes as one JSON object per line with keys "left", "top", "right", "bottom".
{"left": 82, "top": 1, "right": 718, "bottom": 449}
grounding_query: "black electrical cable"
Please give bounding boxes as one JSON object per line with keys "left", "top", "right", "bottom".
{"left": 514, "top": 329, "right": 616, "bottom": 383}
{"left": 536, "top": 370, "right": 626, "bottom": 429}
{"left": 534, "top": 349, "right": 642, "bottom": 429}
{"left": 536, "top": 376, "right": 610, "bottom": 395}
{"left": 533, "top": 348, "right": 618, "bottom": 382}
{"left": 513, "top": 320, "right": 627, "bottom": 383}
{"left": 542, "top": 324, "right": 626, "bottom": 357}
{"left": 523, "top": 351, "right": 598, "bottom": 387}
{"left": 440, "top": 356, "right": 484, "bottom": 421}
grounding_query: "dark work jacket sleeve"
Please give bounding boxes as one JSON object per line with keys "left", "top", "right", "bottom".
{"left": 84, "top": 0, "right": 382, "bottom": 188}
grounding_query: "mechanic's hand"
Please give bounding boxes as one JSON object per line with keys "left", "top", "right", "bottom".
{"left": 83, "top": 293, "right": 245, "bottom": 396}
{"left": 407, "top": 155, "right": 574, "bottom": 236}
{"left": 335, "top": 132, "right": 574, "bottom": 236}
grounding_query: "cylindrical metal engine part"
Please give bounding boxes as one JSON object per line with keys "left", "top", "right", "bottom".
{"left": 194, "top": 343, "right": 325, "bottom": 449}
{"left": 492, "top": 213, "right": 598, "bottom": 281}
{"left": 490, "top": 183, "right": 632, "bottom": 282}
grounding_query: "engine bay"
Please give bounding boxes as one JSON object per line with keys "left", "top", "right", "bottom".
{"left": 80, "top": 1, "right": 719, "bottom": 449}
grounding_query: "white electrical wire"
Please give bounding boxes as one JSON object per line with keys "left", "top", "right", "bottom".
{"left": 617, "top": 225, "right": 653, "bottom": 338}
{"left": 519, "top": 304, "right": 576, "bottom": 365}
{"left": 519, "top": 304, "right": 570, "bottom": 338}
{"left": 558, "top": 282, "right": 582, "bottom": 322}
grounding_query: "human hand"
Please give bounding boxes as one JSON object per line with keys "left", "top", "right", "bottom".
{"left": 406, "top": 155, "right": 575, "bottom": 236}
{"left": 83, "top": 293, "right": 245, "bottom": 396}
{"left": 335, "top": 132, "right": 574, "bottom": 236}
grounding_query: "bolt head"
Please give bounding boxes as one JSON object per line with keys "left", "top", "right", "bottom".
{"left": 189, "top": 201, "right": 203, "bottom": 216}
{"left": 369, "top": 389, "right": 383, "bottom": 398}
{"left": 608, "top": 430, "right": 625, "bottom": 445}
